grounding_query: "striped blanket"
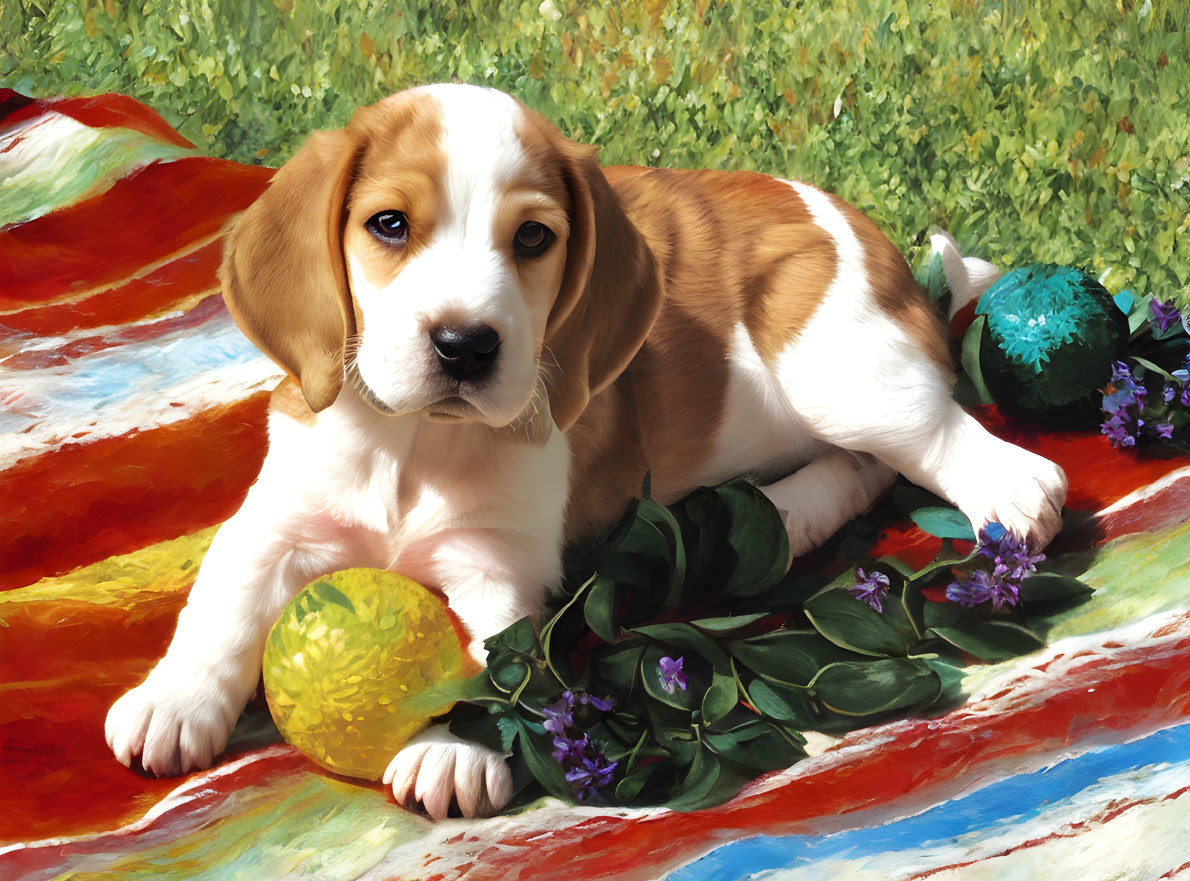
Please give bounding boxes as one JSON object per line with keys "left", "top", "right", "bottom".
{"left": 2, "top": 91, "right": 1188, "bottom": 880}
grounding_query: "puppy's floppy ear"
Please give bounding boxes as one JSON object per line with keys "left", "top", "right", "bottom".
{"left": 220, "top": 129, "right": 360, "bottom": 412}
{"left": 544, "top": 143, "right": 661, "bottom": 431}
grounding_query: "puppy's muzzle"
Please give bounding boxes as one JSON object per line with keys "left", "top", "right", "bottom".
{"left": 429, "top": 324, "right": 501, "bottom": 383}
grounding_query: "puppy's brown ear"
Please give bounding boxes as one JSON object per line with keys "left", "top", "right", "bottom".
{"left": 544, "top": 143, "right": 661, "bottom": 431}
{"left": 220, "top": 130, "right": 360, "bottom": 412}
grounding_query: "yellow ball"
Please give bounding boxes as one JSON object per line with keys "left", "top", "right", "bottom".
{"left": 263, "top": 569, "right": 464, "bottom": 780}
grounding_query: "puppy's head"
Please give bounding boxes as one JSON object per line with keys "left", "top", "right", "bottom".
{"left": 221, "top": 84, "right": 658, "bottom": 433}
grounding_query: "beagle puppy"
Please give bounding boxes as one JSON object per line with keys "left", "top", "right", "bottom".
{"left": 106, "top": 84, "right": 1067, "bottom": 819}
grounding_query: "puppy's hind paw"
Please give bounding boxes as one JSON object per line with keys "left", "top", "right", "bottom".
{"left": 384, "top": 725, "right": 512, "bottom": 820}
{"left": 958, "top": 447, "right": 1068, "bottom": 550}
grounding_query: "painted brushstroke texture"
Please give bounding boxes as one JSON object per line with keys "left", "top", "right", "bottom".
{"left": 1, "top": 91, "right": 1189, "bottom": 881}
{"left": 666, "top": 726, "right": 1190, "bottom": 881}
{"left": 0, "top": 89, "right": 195, "bottom": 150}
{"left": 0, "top": 393, "right": 270, "bottom": 590}
{"left": 0, "top": 239, "right": 224, "bottom": 336}
{"left": 0, "top": 156, "right": 269, "bottom": 306}
{"left": 0, "top": 111, "right": 193, "bottom": 228}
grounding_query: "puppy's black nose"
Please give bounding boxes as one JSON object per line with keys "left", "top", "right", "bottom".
{"left": 429, "top": 324, "right": 501, "bottom": 382}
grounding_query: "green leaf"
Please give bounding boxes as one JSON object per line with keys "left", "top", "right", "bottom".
{"left": 961, "top": 315, "right": 995, "bottom": 405}
{"left": 704, "top": 720, "right": 806, "bottom": 772}
{"left": 496, "top": 716, "right": 519, "bottom": 753}
{"left": 448, "top": 708, "right": 510, "bottom": 755}
{"left": 701, "top": 671, "right": 739, "bottom": 724}
{"left": 909, "top": 507, "right": 976, "bottom": 541}
{"left": 803, "top": 587, "right": 918, "bottom": 657}
{"left": 922, "top": 656, "right": 966, "bottom": 706}
{"left": 746, "top": 678, "right": 815, "bottom": 725}
{"left": 1131, "top": 355, "right": 1176, "bottom": 381}
{"left": 728, "top": 630, "right": 857, "bottom": 685}
{"left": 691, "top": 613, "right": 770, "bottom": 634}
{"left": 663, "top": 747, "right": 722, "bottom": 811}
{"left": 641, "top": 644, "right": 701, "bottom": 711}
{"left": 929, "top": 620, "right": 1046, "bottom": 662}
{"left": 810, "top": 658, "right": 941, "bottom": 716}
{"left": 924, "top": 251, "right": 949, "bottom": 303}
{"left": 512, "top": 716, "right": 573, "bottom": 802}
{"left": 583, "top": 576, "right": 618, "bottom": 643}
{"left": 1018, "top": 573, "right": 1096, "bottom": 611}
{"left": 491, "top": 659, "right": 530, "bottom": 694}
{"left": 716, "top": 481, "right": 792, "bottom": 599}
{"left": 591, "top": 644, "right": 645, "bottom": 697}
{"left": 631, "top": 622, "right": 732, "bottom": 671}
{"left": 1128, "top": 306, "right": 1150, "bottom": 334}
{"left": 614, "top": 762, "right": 657, "bottom": 803}
{"left": 485, "top": 617, "right": 539, "bottom": 658}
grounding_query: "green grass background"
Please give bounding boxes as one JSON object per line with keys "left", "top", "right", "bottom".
{"left": 3, "top": 0, "right": 1188, "bottom": 302}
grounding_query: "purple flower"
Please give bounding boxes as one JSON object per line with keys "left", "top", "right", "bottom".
{"left": 552, "top": 731, "right": 591, "bottom": 763}
{"left": 542, "top": 692, "right": 576, "bottom": 736}
{"left": 564, "top": 754, "right": 619, "bottom": 802}
{"left": 946, "top": 569, "right": 996, "bottom": 607}
{"left": 584, "top": 693, "right": 615, "bottom": 712}
{"left": 946, "top": 522, "right": 1040, "bottom": 611}
{"left": 1150, "top": 298, "right": 1183, "bottom": 334}
{"left": 945, "top": 569, "right": 1020, "bottom": 611}
{"left": 1165, "top": 384, "right": 1177, "bottom": 404}
{"left": 1110, "top": 360, "right": 1135, "bottom": 383}
{"left": 659, "top": 656, "right": 688, "bottom": 694}
{"left": 542, "top": 692, "right": 619, "bottom": 801}
{"left": 847, "top": 567, "right": 891, "bottom": 613}
{"left": 976, "top": 523, "right": 1045, "bottom": 582}
{"left": 1156, "top": 422, "right": 1175, "bottom": 439}
{"left": 1100, "top": 363, "right": 1147, "bottom": 447}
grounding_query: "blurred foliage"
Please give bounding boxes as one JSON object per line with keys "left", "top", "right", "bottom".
{"left": 3, "top": 0, "right": 1188, "bottom": 302}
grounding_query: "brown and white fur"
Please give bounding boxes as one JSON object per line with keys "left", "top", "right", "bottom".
{"left": 106, "top": 84, "right": 1066, "bottom": 819}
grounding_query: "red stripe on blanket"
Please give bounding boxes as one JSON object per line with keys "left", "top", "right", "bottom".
{"left": 0, "top": 239, "right": 223, "bottom": 337}
{"left": 0, "top": 394, "right": 270, "bottom": 591}
{"left": 0, "top": 89, "right": 195, "bottom": 149}
{"left": 0, "top": 591, "right": 314, "bottom": 848}
{"left": 0, "top": 294, "right": 226, "bottom": 369}
{"left": 0, "top": 596, "right": 187, "bottom": 842}
{"left": 869, "top": 408, "right": 1190, "bottom": 569}
{"left": 977, "top": 406, "right": 1190, "bottom": 513}
{"left": 471, "top": 622, "right": 1190, "bottom": 881}
{"left": 0, "top": 158, "right": 270, "bottom": 307}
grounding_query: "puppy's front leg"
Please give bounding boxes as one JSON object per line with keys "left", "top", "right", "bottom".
{"left": 385, "top": 528, "right": 560, "bottom": 818}
{"left": 105, "top": 467, "right": 380, "bottom": 777}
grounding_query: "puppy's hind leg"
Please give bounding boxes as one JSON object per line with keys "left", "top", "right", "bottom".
{"left": 760, "top": 449, "right": 896, "bottom": 559}
{"left": 783, "top": 330, "right": 1066, "bottom": 547}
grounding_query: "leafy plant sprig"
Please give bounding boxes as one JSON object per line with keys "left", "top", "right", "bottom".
{"left": 1099, "top": 291, "right": 1190, "bottom": 451}
{"left": 448, "top": 480, "right": 1094, "bottom": 812}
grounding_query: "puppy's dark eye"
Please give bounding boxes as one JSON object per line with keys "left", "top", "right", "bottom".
{"left": 366, "top": 210, "right": 409, "bottom": 245}
{"left": 513, "top": 221, "right": 554, "bottom": 258}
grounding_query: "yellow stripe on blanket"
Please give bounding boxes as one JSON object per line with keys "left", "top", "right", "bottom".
{"left": 0, "top": 527, "right": 215, "bottom": 609}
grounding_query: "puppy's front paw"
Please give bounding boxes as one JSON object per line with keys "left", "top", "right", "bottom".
{"left": 959, "top": 446, "right": 1068, "bottom": 549}
{"left": 104, "top": 668, "right": 241, "bottom": 777}
{"left": 384, "top": 725, "right": 512, "bottom": 820}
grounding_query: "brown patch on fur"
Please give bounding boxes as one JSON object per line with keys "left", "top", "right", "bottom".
{"left": 343, "top": 94, "right": 448, "bottom": 291}
{"left": 558, "top": 168, "right": 840, "bottom": 541}
{"left": 513, "top": 107, "right": 663, "bottom": 435}
{"left": 832, "top": 195, "right": 954, "bottom": 377}
{"left": 220, "top": 92, "right": 445, "bottom": 412}
{"left": 268, "top": 376, "right": 316, "bottom": 426}
{"left": 562, "top": 381, "right": 649, "bottom": 542}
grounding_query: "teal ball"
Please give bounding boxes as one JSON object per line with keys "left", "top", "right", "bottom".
{"left": 976, "top": 264, "right": 1128, "bottom": 419}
